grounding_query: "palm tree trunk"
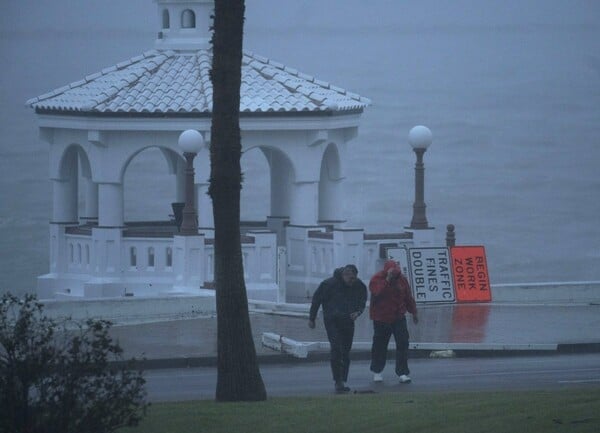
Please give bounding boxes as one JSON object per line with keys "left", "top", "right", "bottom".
{"left": 209, "top": 0, "right": 267, "bottom": 402}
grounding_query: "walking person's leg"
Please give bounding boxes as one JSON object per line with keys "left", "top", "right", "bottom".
{"left": 340, "top": 318, "right": 355, "bottom": 383}
{"left": 370, "top": 321, "right": 392, "bottom": 380}
{"left": 324, "top": 317, "right": 348, "bottom": 392}
{"left": 392, "top": 316, "right": 411, "bottom": 382}
{"left": 324, "top": 317, "right": 342, "bottom": 382}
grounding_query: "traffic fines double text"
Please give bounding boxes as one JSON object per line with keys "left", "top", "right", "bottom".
{"left": 386, "top": 245, "right": 491, "bottom": 303}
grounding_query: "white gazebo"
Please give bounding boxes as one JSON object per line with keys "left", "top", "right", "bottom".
{"left": 28, "top": 0, "right": 421, "bottom": 302}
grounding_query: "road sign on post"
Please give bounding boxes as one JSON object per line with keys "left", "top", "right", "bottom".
{"left": 408, "top": 247, "right": 455, "bottom": 303}
{"left": 450, "top": 246, "right": 492, "bottom": 302}
{"left": 384, "top": 247, "right": 410, "bottom": 278}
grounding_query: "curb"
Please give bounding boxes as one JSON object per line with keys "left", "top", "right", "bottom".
{"left": 557, "top": 342, "right": 600, "bottom": 353}
{"left": 112, "top": 342, "right": 600, "bottom": 371}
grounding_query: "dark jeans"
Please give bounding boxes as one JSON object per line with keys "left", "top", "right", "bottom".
{"left": 370, "top": 317, "right": 410, "bottom": 376}
{"left": 324, "top": 315, "right": 355, "bottom": 383}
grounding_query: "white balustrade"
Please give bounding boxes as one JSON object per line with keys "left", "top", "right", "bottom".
{"left": 65, "top": 234, "right": 94, "bottom": 274}
{"left": 121, "top": 238, "right": 175, "bottom": 278}
{"left": 57, "top": 227, "right": 278, "bottom": 299}
{"left": 48, "top": 222, "right": 413, "bottom": 302}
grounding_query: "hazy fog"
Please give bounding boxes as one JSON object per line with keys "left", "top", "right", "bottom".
{"left": 1, "top": 0, "right": 599, "bottom": 291}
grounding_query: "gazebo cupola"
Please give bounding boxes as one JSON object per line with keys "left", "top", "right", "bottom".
{"left": 155, "top": 0, "right": 213, "bottom": 50}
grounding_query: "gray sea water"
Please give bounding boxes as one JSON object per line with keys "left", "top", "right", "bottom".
{"left": 1, "top": 0, "right": 599, "bottom": 294}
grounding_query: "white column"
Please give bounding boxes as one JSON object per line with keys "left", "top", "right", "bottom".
{"left": 269, "top": 152, "right": 292, "bottom": 218}
{"left": 82, "top": 177, "right": 98, "bottom": 221}
{"left": 244, "top": 230, "right": 279, "bottom": 302}
{"left": 98, "top": 183, "right": 124, "bottom": 227}
{"left": 52, "top": 178, "right": 78, "bottom": 223}
{"left": 170, "top": 234, "right": 208, "bottom": 294}
{"left": 51, "top": 146, "right": 78, "bottom": 222}
{"left": 91, "top": 226, "right": 122, "bottom": 275}
{"left": 48, "top": 223, "right": 68, "bottom": 273}
{"left": 333, "top": 228, "right": 364, "bottom": 270}
{"left": 290, "top": 181, "right": 319, "bottom": 226}
{"left": 318, "top": 177, "right": 344, "bottom": 223}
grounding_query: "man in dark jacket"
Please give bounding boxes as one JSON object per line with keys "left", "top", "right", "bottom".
{"left": 369, "top": 259, "right": 418, "bottom": 384}
{"left": 308, "top": 264, "right": 367, "bottom": 393}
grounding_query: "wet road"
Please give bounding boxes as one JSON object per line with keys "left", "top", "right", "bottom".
{"left": 143, "top": 353, "right": 600, "bottom": 402}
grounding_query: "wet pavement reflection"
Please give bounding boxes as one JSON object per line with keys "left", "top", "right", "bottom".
{"left": 109, "top": 303, "right": 600, "bottom": 360}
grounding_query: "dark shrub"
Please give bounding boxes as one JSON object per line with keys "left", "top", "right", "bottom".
{"left": 0, "top": 293, "right": 148, "bottom": 433}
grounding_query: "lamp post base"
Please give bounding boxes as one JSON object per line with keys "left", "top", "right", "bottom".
{"left": 404, "top": 226, "right": 436, "bottom": 246}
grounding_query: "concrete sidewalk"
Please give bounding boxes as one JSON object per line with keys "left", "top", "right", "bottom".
{"left": 107, "top": 302, "right": 600, "bottom": 368}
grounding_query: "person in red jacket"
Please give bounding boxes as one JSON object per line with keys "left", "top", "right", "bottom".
{"left": 369, "top": 259, "right": 418, "bottom": 383}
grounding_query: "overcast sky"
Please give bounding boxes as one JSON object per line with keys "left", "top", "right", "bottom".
{"left": 3, "top": 0, "right": 598, "bottom": 34}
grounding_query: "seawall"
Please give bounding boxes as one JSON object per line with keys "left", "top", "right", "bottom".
{"left": 33, "top": 281, "right": 600, "bottom": 323}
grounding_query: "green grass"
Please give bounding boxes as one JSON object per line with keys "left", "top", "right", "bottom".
{"left": 120, "top": 389, "right": 600, "bottom": 433}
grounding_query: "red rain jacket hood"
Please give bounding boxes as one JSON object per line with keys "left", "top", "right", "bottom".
{"left": 369, "top": 260, "right": 417, "bottom": 323}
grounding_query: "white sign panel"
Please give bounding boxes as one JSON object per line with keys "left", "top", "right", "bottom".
{"left": 385, "top": 247, "right": 410, "bottom": 278}
{"left": 408, "top": 247, "right": 455, "bottom": 303}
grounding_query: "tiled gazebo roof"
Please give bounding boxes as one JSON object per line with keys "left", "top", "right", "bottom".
{"left": 27, "top": 49, "right": 371, "bottom": 115}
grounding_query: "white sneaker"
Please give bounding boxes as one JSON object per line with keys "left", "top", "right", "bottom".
{"left": 398, "top": 374, "right": 411, "bottom": 383}
{"left": 373, "top": 373, "right": 383, "bottom": 382}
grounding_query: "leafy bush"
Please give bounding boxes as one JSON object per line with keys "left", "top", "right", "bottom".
{"left": 0, "top": 293, "right": 148, "bottom": 433}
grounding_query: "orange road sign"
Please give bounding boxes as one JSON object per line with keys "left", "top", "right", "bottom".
{"left": 450, "top": 246, "right": 492, "bottom": 302}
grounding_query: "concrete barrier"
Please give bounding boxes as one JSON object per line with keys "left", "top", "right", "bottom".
{"left": 40, "top": 294, "right": 216, "bottom": 324}
{"left": 491, "top": 281, "right": 600, "bottom": 304}
{"left": 260, "top": 333, "right": 560, "bottom": 358}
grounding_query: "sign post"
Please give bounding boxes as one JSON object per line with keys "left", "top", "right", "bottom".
{"left": 384, "top": 247, "right": 410, "bottom": 278}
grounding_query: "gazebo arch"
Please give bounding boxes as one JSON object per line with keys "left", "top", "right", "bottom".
{"left": 120, "top": 145, "right": 185, "bottom": 185}
{"left": 121, "top": 145, "right": 187, "bottom": 223}
{"left": 255, "top": 145, "right": 296, "bottom": 220}
{"left": 52, "top": 144, "right": 94, "bottom": 224}
{"left": 56, "top": 143, "right": 92, "bottom": 179}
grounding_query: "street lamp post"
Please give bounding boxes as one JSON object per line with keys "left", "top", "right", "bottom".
{"left": 408, "top": 125, "right": 432, "bottom": 230}
{"left": 178, "top": 129, "right": 204, "bottom": 236}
